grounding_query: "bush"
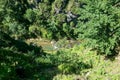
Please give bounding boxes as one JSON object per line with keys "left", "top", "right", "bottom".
{"left": 48, "top": 50, "right": 92, "bottom": 74}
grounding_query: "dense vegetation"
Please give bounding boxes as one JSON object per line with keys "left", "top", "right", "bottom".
{"left": 0, "top": 0, "right": 120, "bottom": 80}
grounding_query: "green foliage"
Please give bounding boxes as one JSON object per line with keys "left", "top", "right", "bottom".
{"left": 47, "top": 50, "right": 92, "bottom": 74}
{"left": 0, "top": 0, "right": 29, "bottom": 38}
{"left": 52, "top": 45, "right": 120, "bottom": 80}
{"left": 24, "top": 9, "right": 36, "bottom": 22}
{"left": 75, "top": 0, "right": 120, "bottom": 55}
{"left": 30, "top": 0, "right": 120, "bottom": 55}
{"left": 0, "top": 30, "right": 120, "bottom": 80}
{"left": 0, "top": 0, "right": 120, "bottom": 80}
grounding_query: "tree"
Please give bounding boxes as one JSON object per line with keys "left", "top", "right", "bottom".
{"left": 0, "top": 0, "right": 29, "bottom": 38}
{"left": 76, "top": 0, "right": 120, "bottom": 55}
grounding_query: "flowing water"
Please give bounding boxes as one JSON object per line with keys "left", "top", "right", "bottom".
{"left": 26, "top": 38, "right": 81, "bottom": 52}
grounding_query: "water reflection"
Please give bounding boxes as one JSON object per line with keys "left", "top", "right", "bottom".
{"left": 51, "top": 40, "right": 58, "bottom": 50}
{"left": 50, "top": 40, "right": 81, "bottom": 50}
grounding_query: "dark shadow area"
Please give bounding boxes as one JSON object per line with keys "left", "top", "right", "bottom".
{"left": 0, "top": 49, "right": 58, "bottom": 80}
{"left": 0, "top": 31, "right": 44, "bottom": 55}
{"left": 0, "top": 31, "right": 58, "bottom": 80}
{"left": 104, "top": 52, "right": 118, "bottom": 61}
{"left": 91, "top": 48, "right": 119, "bottom": 61}
{"left": 0, "top": 48, "right": 34, "bottom": 80}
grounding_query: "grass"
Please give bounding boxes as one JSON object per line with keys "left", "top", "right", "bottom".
{"left": 25, "top": 38, "right": 120, "bottom": 80}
